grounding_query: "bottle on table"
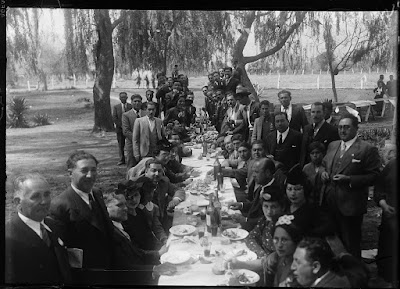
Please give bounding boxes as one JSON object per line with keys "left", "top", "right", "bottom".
{"left": 202, "top": 139, "right": 208, "bottom": 157}
{"left": 206, "top": 193, "right": 216, "bottom": 233}
{"left": 213, "top": 189, "right": 222, "bottom": 228}
{"left": 217, "top": 171, "right": 224, "bottom": 191}
{"left": 213, "top": 158, "right": 221, "bottom": 181}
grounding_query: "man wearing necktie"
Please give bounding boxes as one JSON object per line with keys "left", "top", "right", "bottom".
{"left": 50, "top": 151, "right": 115, "bottom": 284}
{"left": 104, "top": 192, "right": 176, "bottom": 285}
{"left": 300, "top": 102, "right": 339, "bottom": 167}
{"left": 265, "top": 111, "right": 302, "bottom": 172}
{"left": 321, "top": 114, "right": 381, "bottom": 259}
{"left": 122, "top": 94, "right": 147, "bottom": 169}
{"left": 113, "top": 92, "right": 132, "bottom": 166}
{"left": 5, "top": 173, "right": 72, "bottom": 284}
{"left": 274, "top": 90, "right": 308, "bottom": 132}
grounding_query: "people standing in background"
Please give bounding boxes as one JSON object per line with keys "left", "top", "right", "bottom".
{"left": 321, "top": 114, "right": 381, "bottom": 258}
{"left": 142, "top": 90, "right": 160, "bottom": 117}
{"left": 323, "top": 100, "right": 338, "bottom": 128}
{"left": 386, "top": 75, "right": 397, "bottom": 97}
{"left": 113, "top": 92, "right": 132, "bottom": 166}
{"left": 274, "top": 90, "right": 308, "bottom": 133}
{"left": 123, "top": 94, "right": 147, "bottom": 169}
{"left": 252, "top": 100, "right": 274, "bottom": 145}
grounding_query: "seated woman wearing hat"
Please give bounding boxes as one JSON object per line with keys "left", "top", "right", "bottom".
{"left": 228, "top": 214, "right": 304, "bottom": 287}
{"left": 245, "top": 183, "right": 288, "bottom": 259}
{"left": 120, "top": 178, "right": 168, "bottom": 252}
{"left": 284, "top": 164, "right": 335, "bottom": 238}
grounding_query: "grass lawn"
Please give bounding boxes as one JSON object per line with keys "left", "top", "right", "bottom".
{"left": 5, "top": 78, "right": 395, "bottom": 287}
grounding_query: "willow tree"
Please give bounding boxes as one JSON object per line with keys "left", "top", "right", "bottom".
{"left": 92, "top": 9, "right": 126, "bottom": 132}
{"left": 312, "top": 12, "right": 390, "bottom": 102}
{"left": 114, "top": 10, "right": 234, "bottom": 76}
{"left": 6, "top": 8, "right": 49, "bottom": 90}
{"left": 231, "top": 11, "right": 308, "bottom": 101}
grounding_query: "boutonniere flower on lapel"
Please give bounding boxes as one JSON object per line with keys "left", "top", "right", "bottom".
{"left": 351, "top": 159, "right": 361, "bottom": 163}
{"left": 276, "top": 215, "right": 294, "bottom": 226}
{"left": 58, "top": 238, "right": 65, "bottom": 247}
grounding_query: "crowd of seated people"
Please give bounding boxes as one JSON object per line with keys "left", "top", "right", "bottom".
{"left": 6, "top": 64, "right": 394, "bottom": 287}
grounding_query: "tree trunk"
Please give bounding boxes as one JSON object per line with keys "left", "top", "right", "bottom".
{"left": 92, "top": 9, "right": 115, "bottom": 133}
{"left": 37, "top": 69, "right": 48, "bottom": 91}
{"left": 328, "top": 64, "right": 338, "bottom": 103}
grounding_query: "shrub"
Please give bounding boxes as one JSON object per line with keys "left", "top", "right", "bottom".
{"left": 32, "top": 113, "right": 51, "bottom": 126}
{"left": 7, "top": 96, "right": 29, "bottom": 128}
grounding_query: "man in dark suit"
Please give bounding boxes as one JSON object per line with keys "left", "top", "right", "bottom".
{"left": 104, "top": 192, "right": 176, "bottom": 285}
{"left": 265, "top": 111, "right": 302, "bottom": 172}
{"left": 229, "top": 158, "right": 278, "bottom": 232}
{"left": 49, "top": 151, "right": 115, "bottom": 284}
{"left": 321, "top": 114, "right": 381, "bottom": 258}
{"left": 142, "top": 90, "right": 160, "bottom": 117}
{"left": 292, "top": 237, "right": 351, "bottom": 287}
{"left": 223, "top": 67, "right": 240, "bottom": 94}
{"left": 113, "top": 92, "right": 132, "bottom": 165}
{"left": 122, "top": 94, "right": 147, "bottom": 169}
{"left": 323, "top": 100, "right": 338, "bottom": 128}
{"left": 236, "top": 85, "right": 260, "bottom": 142}
{"left": 300, "top": 102, "right": 339, "bottom": 167}
{"left": 5, "top": 173, "right": 72, "bottom": 284}
{"left": 274, "top": 90, "right": 308, "bottom": 132}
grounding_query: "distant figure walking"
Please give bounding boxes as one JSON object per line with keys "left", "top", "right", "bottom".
{"left": 144, "top": 74, "right": 150, "bottom": 89}
{"left": 136, "top": 73, "right": 142, "bottom": 89}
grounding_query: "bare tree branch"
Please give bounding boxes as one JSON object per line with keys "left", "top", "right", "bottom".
{"left": 243, "top": 11, "right": 307, "bottom": 64}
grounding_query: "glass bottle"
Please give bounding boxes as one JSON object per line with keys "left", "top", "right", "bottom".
{"left": 206, "top": 193, "right": 215, "bottom": 233}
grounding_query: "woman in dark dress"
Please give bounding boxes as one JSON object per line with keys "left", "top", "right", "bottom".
{"left": 284, "top": 164, "right": 335, "bottom": 238}
{"left": 120, "top": 177, "right": 168, "bottom": 252}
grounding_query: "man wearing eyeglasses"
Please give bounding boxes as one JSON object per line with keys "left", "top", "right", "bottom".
{"left": 321, "top": 114, "right": 381, "bottom": 259}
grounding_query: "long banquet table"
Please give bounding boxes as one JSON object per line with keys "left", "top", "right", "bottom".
{"left": 158, "top": 148, "right": 253, "bottom": 286}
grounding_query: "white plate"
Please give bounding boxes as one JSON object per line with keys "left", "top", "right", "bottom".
{"left": 224, "top": 249, "right": 257, "bottom": 262}
{"left": 169, "top": 224, "right": 196, "bottom": 237}
{"left": 237, "top": 269, "right": 260, "bottom": 285}
{"left": 160, "top": 251, "right": 191, "bottom": 265}
{"left": 221, "top": 228, "right": 249, "bottom": 241}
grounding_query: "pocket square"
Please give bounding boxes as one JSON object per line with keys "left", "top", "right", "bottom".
{"left": 292, "top": 145, "right": 297, "bottom": 148}
{"left": 351, "top": 159, "right": 361, "bottom": 163}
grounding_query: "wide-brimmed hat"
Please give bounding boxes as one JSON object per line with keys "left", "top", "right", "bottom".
{"left": 235, "top": 86, "right": 251, "bottom": 97}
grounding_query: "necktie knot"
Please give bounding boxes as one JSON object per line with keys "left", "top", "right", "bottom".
{"left": 40, "top": 224, "right": 51, "bottom": 247}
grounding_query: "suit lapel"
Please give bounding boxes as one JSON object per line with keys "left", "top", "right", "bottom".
{"left": 271, "top": 131, "right": 278, "bottom": 154}
{"left": 328, "top": 141, "right": 341, "bottom": 173}
{"left": 13, "top": 215, "right": 44, "bottom": 247}
{"left": 66, "top": 187, "right": 92, "bottom": 222}
{"left": 337, "top": 139, "right": 361, "bottom": 174}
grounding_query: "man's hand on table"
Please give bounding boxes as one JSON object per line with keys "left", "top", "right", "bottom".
{"left": 153, "top": 262, "right": 177, "bottom": 276}
{"left": 228, "top": 202, "right": 243, "bottom": 210}
{"left": 158, "top": 245, "right": 168, "bottom": 256}
{"left": 231, "top": 213, "right": 246, "bottom": 223}
{"left": 167, "top": 197, "right": 181, "bottom": 210}
{"left": 190, "top": 170, "right": 201, "bottom": 178}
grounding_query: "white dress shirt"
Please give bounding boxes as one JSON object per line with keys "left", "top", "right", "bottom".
{"left": 313, "top": 119, "right": 325, "bottom": 136}
{"left": 138, "top": 201, "right": 155, "bottom": 211}
{"left": 276, "top": 127, "right": 290, "bottom": 143}
{"left": 326, "top": 116, "right": 333, "bottom": 124}
{"left": 341, "top": 135, "right": 358, "bottom": 152}
{"left": 146, "top": 115, "right": 155, "bottom": 131}
{"left": 18, "top": 212, "right": 52, "bottom": 239}
{"left": 71, "top": 184, "right": 93, "bottom": 208}
{"left": 281, "top": 104, "right": 292, "bottom": 122}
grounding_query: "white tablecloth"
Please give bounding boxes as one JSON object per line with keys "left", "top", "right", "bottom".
{"left": 158, "top": 148, "right": 251, "bottom": 286}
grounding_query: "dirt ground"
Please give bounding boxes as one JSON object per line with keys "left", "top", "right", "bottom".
{"left": 5, "top": 84, "right": 395, "bottom": 287}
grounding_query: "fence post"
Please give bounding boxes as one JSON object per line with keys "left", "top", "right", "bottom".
{"left": 277, "top": 74, "right": 281, "bottom": 89}
{"left": 27, "top": 81, "right": 30, "bottom": 91}
{"left": 317, "top": 75, "right": 320, "bottom": 89}
{"left": 376, "top": 68, "right": 379, "bottom": 73}
{"left": 73, "top": 73, "right": 76, "bottom": 87}
{"left": 51, "top": 76, "right": 54, "bottom": 89}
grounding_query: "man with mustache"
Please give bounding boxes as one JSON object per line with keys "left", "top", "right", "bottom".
{"left": 5, "top": 173, "right": 72, "bottom": 284}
